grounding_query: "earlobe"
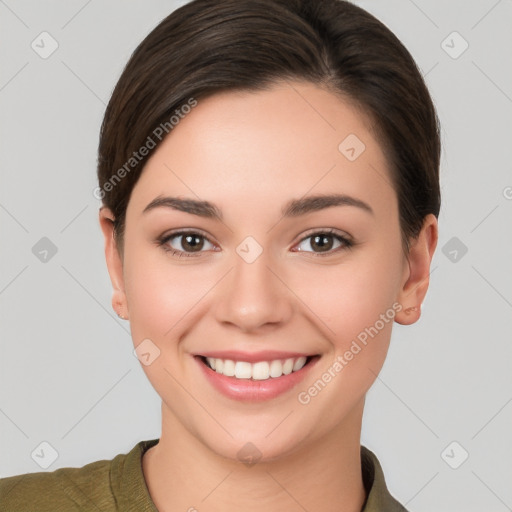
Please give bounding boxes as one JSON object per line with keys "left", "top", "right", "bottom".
{"left": 395, "top": 214, "right": 438, "bottom": 326}
{"left": 98, "top": 207, "right": 129, "bottom": 321}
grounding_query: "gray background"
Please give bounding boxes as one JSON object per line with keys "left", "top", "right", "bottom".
{"left": 1, "top": 1, "right": 511, "bottom": 510}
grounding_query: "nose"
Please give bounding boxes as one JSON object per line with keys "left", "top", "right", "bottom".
{"left": 213, "top": 252, "right": 293, "bottom": 333}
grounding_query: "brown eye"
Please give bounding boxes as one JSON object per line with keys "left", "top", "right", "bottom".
{"left": 181, "top": 234, "right": 205, "bottom": 252}
{"left": 295, "top": 231, "right": 352, "bottom": 254}
{"left": 310, "top": 234, "right": 334, "bottom": 252}
{"left": 161, "top": 231, "right": 215, "bottom": 255}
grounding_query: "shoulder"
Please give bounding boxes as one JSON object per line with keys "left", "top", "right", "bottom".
{"left": 0, "top": 457, "right": 116, "bottom": 512}
{"left": 361, "top": 445, "right": 409, "bottom": 512}
{"left": 0, "top": 443, "right": 143, "bottom": 512}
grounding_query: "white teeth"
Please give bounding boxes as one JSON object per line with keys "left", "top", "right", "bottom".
{"left": 204, "top": 356, "right": 310, "bottom": 380}
{"left": 252, "top": 361, "right": 270, "bottom": 380}
{"left": 222, "top": 359, "right": 235, "bottom": 376}
{"left": 269, "top": 359, "right": 283, "bottom": 378}
{"left": 282, "top": 358, "right": 294, "bottom": 375}
{"left": 293, "top": 356, "right": 307, "bottom": 371}
{"left": 234, "top": 361, "right": 252, "bottom": 379}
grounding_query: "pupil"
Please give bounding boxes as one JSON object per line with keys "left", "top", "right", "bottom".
{"left": 312, "top": 234, "right": 333, "bottom": 252}
{"left": 183, "top": 235, "right": 203, "bottom": 251}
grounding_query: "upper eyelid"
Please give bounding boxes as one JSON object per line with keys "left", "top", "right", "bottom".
{"left": 160, "top": 228, "right": 215, "bottom": 242}
{"left": 295, "top": 228, "right": 352, "bottom": 244}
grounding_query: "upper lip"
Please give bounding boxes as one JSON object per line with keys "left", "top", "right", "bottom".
{"left": 196, "top": 350, "right": 315, "bottom": 363}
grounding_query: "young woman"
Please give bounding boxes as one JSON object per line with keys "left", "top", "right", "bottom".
{"left": 0, "top": 0, "right": 439, "bottom": 510}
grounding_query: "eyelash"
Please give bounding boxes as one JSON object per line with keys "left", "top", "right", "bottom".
{"left": 294, "top": 228, "right": 354, "bottom": 256}
{"left": 157, "top": 228, "right": 354, "bottom": 258}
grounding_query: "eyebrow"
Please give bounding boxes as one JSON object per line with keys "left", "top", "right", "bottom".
{"left": 142, "top": 193, "right": 374, "bottom": 219}
{"left": 282, "top": 194, "right": 374, "bottom": 217}
{"left": 142, "top": 196, "right": 223, "bottom": 220}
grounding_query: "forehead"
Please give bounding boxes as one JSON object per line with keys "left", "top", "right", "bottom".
{"left": 128, "top": 81, "right": 396, "bottom": 220}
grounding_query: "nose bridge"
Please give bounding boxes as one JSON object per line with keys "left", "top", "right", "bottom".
{"left": 214, "top": 248, "right": 292, "bottom": 331}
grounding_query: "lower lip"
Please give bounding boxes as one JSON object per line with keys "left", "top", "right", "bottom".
{"left": 195, "top": 356, "right": 319, "bottom": 402}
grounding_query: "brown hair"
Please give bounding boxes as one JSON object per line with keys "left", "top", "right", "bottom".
{"left": 97, "top": 0, "right": 440, "bottom": 255}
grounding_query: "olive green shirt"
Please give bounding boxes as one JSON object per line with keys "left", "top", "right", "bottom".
{"left": 0, "top": 439, "right": 408, "bottom": 511}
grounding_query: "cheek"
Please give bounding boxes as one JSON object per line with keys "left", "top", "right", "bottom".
{"left": 123, "top": 248, "right": 214, "bottom": 343}
{"left": 289, "top": 246, "right": 402, "bottom": 357}
{"left": 122, "top": 250, "right": 212, "bottom": 401}
{"left": 293, "top": 256, "right": 400, "bottom": 341}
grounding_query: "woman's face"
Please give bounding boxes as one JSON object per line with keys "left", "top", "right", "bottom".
{"left": 102, "top": 81, "right": 435, "bottom": 461}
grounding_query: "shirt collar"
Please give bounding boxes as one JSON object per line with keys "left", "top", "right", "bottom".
{"left": 360, "top": 445, "right": 408, "bottom": 511}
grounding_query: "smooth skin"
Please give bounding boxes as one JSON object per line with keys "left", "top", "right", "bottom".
{"left": 99, "top": 80, "right": 437, "bottom": 512}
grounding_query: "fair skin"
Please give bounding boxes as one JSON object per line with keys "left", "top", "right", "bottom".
{"left": 99, "top": 81, "right": 437, "bottom": 512}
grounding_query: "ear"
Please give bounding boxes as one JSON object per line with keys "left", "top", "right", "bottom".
{"left": 99, "top": 207, "right": 128, "bottom": 320}
{"left": 395, "top": 214, "right": 438, "bottom": 325}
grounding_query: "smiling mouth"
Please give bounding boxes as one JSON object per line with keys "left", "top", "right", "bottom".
{"left": 198, "top": 355, "right": 318, "bottom": 381}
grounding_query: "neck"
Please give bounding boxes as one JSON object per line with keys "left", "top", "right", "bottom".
{"left": 142, "top": 401, "right": 366, "bottom": 512}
